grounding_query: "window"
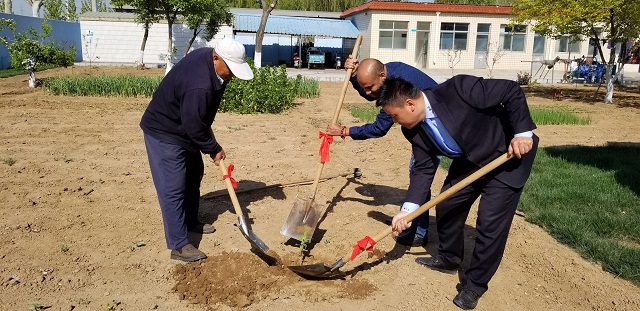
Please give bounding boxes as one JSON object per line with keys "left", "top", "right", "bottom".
{"left": 379, "top": 20, "right": 408, "bottom": 49}
{"left": 533, "top": 32, "right": 545, "bottom": 54}
{"left": 557, "top": 35, "right": 581, "bottom": 53}
{"left": 475, "top": 24, "right": 490, "bottom": 52}
{"left": 440, "top": 23, "right": 468, "bottom": 50}
{"left": 500, "top": 24, "right": 526, "bottom": 51}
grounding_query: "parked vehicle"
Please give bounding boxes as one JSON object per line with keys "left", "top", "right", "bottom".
{"left": 307, "top": 47, "right": 325, "bottom": 69}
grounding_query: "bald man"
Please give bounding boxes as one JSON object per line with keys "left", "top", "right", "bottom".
{"left": 325, "top": 56, "right": 437, "bottom": 247}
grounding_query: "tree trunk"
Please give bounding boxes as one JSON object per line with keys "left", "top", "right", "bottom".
{"left": 602, "top": 9, "right": 615, "bottom": 104}
{"left": 32, "top": 1, "right": 43, "bottom": 17}
{"left": 4, "top": 0, "right": 11, "bottom": 14}
{"left": 184, "top": 28, "right": 200, "bottom": 57}
{"left": 255, "top": 0, "right": 277, "bottom": 68}
{"left": 165, "top": 21, "right": 174, "bottom": 74}
{"left": 603, "top": 65, "right": 614, "bottom": 104}
{"left": 28, "top": 69, "right": 36, "bottom": 88}
{"left": 136, "top": 27, "right": 149, "bottom": 67}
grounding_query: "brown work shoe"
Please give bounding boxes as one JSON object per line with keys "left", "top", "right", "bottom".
{"left": 187, "top": 222, "right": 216, "bottom": 234}
{"left": 170, "top": 244, "right": 207, "bottom": 262}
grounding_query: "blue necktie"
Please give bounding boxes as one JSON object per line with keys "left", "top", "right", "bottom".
{"left": 423, "top": 116, "right": 462, "bottom": 156}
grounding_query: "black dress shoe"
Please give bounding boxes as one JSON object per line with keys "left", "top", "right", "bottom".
{"left": 394, "top": 235, "right": 427, "bottom": 247}
{"left": 187, "top": 222, "right": 216, "bottom": 234}
{"left": 415, "top": 257, "right": 458, "bottom": 274}
{"left": 453, "top": 289, "right": 480, "bottom": 310}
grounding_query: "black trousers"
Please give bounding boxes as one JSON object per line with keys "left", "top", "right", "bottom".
{"left": 435, "top": 174, "right": 523, "bottom": 296}
{"left": 144, "top": 134, "right": 204, "bottom": 250}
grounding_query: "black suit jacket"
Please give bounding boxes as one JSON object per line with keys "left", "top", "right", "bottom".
{"left": 402, "top": 75, "right": 538, "bottom": 205}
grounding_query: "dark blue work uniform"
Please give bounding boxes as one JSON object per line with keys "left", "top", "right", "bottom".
{"left": 140, "top": 48, "right": 225, "bottom": 250}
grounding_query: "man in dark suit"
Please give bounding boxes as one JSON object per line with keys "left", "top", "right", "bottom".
{"left": 378, "top": 76, "right": 538, "bottom": 310}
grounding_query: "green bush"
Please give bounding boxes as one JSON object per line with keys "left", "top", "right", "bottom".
{"left": 42, "top": 75, "right": 162, "bottom": 97}
{"left": 0, "top": 19, "right": 75, "bottom": 70}
{"left": 220, "top": 62, "right": 314, "bottom": 114}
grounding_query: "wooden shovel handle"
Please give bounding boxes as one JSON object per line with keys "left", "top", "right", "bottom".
{"left": 218, "top": 159, "right": 245, "bottom": 218}
{"left": 340, "top": 153, "right": 514, "bottom": 263}
{"left": 309, "top": 34, "right": 363, "bottom": 201}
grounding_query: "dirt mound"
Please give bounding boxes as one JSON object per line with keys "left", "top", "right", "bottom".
{"left": 172, "top": 252, "right": 377, "bottom": 308}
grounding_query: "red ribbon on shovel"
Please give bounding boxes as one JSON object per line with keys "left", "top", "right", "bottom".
{"left": 351, "top": 236, "right": 376, "bottom": 260}
{"left": 223, "top": 163, "right": 238, "bottom": 189}
{"left": 318, "top": 131, "right": 334, "bottom": 163}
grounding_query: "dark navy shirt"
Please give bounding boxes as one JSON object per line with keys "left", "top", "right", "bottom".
{"left": 140, "top": 48, "right": 226, "bottom": 154}
{"left": 349, "top": 62, "right": 437, "bottom": 140}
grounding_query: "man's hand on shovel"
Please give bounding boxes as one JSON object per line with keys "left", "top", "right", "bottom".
{"left": 210, "top": 149, "right": 226, "bottom": 166}
{"left": 391, "top": 211, "right": 412, "bottom": 237}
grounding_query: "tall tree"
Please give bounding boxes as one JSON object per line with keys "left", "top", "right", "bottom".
{"left": 112, "top": 0, "right": 161, "bottom": 66}
{"left": 80, "top": 0, "right": 107, "bottom": 13}
{"left": 512, "top": 0, "right": 640, "bottom": 104}
{"left": 66, "top": 0, "right": 78, "bottom": 21}
{"left": 182, "top": 0, "right": 232, "bottom": 56}
{"left": 158, "top": 0, "right": 179, "bottom": 73}
{"left": 23, "top": 0, "right": 46, "bottom": 17}
{"left": 2, "top": 0, "right": 10, "bottom": 13}
{"left": 254, "top": 0, "right": 276, "bottom": 68}
{"left": 223, "top": 0, "right": 366, "bottom": 12}
{"left": 44, "top": 0, "right": 65, "bottom": 20}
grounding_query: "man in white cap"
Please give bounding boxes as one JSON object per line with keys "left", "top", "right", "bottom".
{"left": 140, "top": 38, "right": 253, "bottom": 262}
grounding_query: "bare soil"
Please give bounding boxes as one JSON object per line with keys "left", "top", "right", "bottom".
{"left": 1, "top": 66, "right": 640, "bottom": 311}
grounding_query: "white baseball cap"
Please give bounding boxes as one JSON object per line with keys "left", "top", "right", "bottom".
{"left": 214, "top": 38, "right": 254, "bottom": 80}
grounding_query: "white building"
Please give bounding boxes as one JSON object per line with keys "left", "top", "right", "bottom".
{"left": 341, "top": 2, "right": 629, "bottom": 74}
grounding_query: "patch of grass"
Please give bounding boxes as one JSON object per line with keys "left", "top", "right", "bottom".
{"left": 42, "top": 75, "right": 162, "bottom": 97}
{"left": 60, "top": 244, "right": 69, "bottom": 253}
{"left": 350, "top": 105, "right": 590, "bottom": 127}
{"left": 2, "top": 157, "right": 17, "bottom": 166}
{"left": 439, "top": 157, "right": 452, "bottom": 170}
{"left": 0, "top": 64, "right": 58, "bottom": 79}
{"left": 350, "top": 105, "right": 380, "bottom": 123}
{"left": 519, "top": 145, "right": 640, "bottom": 285}
{"left": 530, "top": 107, "right": 591, "bottom": 125}
{"left": 292, "top": 75, "right": 320, "bottom": 98}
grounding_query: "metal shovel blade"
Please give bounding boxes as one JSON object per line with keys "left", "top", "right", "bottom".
{"left": 236, "top": 216, "right": 281, "bottom": 266}
{"left": 288, "top": 258, "right": 346, "bottom": 279}
{"left": 280, "top": 195, "right": 325, "bottom": 242}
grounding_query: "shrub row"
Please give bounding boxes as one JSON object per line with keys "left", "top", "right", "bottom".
{"left": 41, "top": 64, "right": 320, "bottom": 114}
{"left": 42, "top": 75, "right": 162, "bottom": 97}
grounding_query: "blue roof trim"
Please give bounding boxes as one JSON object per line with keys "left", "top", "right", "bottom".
{"left": 232, "top": 13, "right": 359, "bottom": 38}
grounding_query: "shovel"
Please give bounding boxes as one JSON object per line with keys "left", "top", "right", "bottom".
{"left": 281, "top": 34, "right": 363, "bottom": 242}
{"left": 288, "top": 153, "right": 513, "bottom": 278}
{"left": 218, "top": 159, "right": 280, "bottom": 266}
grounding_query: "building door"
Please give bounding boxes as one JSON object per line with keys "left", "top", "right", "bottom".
{"left": 474, "top": 24, "right": 490, "bottom": 69}
{"left": 531, "top": 32, "right": 546, "bottom": 77}
{"left": 414, "top": 22, "right": 430, "bottom": 68}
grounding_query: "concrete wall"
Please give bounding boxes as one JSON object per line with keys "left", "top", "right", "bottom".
{"left": 78, "top": 20, "right": 234, "bottom": 66}
{"left": 0, "top": 13, "right": 82, "bottom": 69}
{"left": 77, "top": 20, "right": 345, "bottom": 67}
